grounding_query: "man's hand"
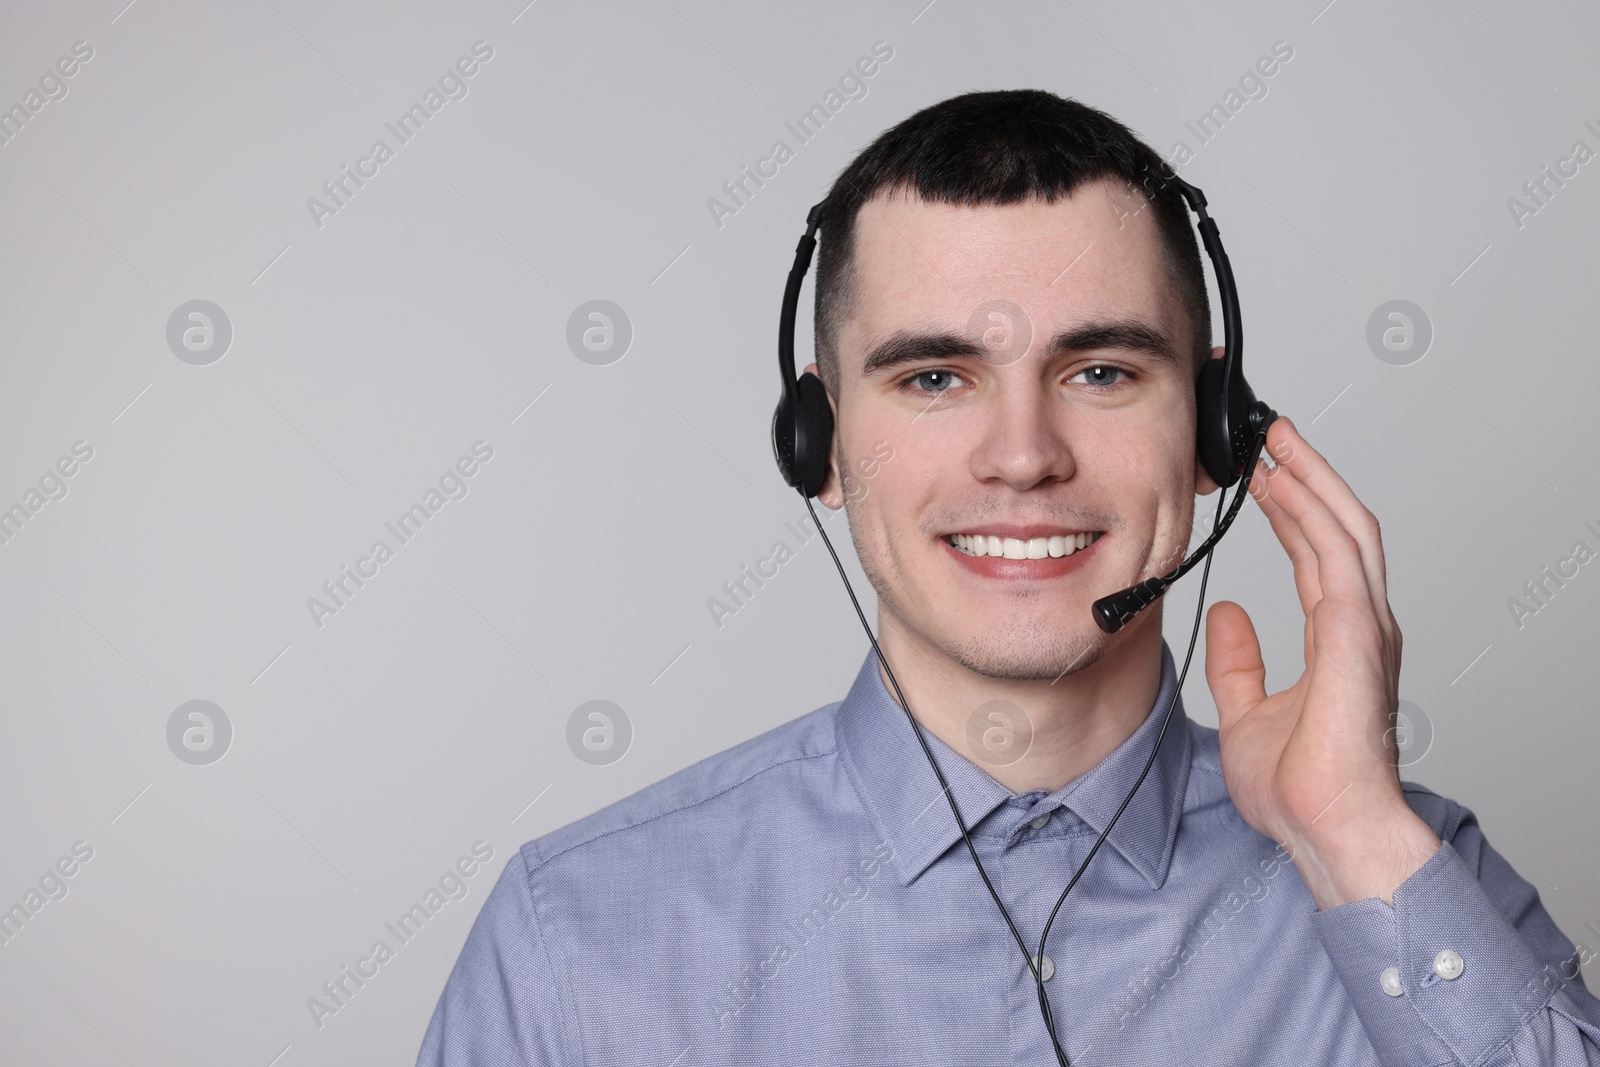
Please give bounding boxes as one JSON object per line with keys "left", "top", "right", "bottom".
{"left": 1203, "top": 416, "right": 1442, "bottom": 910}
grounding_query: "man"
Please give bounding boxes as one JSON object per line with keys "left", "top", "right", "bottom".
{"left": 417, "top": 90, "right": 1600, "bottom": 1065}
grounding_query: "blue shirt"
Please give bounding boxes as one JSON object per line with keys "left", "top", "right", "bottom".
{"left": 417, "top": 640, "right": 1600, "bottom": 1065}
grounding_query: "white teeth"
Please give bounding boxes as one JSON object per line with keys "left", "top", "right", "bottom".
{"left": 947, "top": 531, "right": 1102, "bottom": 558}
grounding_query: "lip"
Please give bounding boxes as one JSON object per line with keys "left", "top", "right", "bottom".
{"left": 941, "top": 530, "right": 1104, "bottom": 580}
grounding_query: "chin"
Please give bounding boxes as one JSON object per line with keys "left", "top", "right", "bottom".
{"left": 944, "top": 626, "right": 1109, "bottom": 682}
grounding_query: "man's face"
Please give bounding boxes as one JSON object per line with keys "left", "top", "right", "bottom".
{"left": 815, "top": 180, "right": 1218, "bottom": 681}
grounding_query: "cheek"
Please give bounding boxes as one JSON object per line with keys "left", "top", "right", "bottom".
{"left": 1098, "top": 403, "right": 1195, "bottom": 495}
{"left": 854, "top": 466, "right": 910, "bottom": 540}
{"left": 848, "top": 457, "right": 933, "bottom": 564}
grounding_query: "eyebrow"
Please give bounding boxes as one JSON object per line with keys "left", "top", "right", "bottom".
{"left": 858, "top": 319, "right": 1181, "bottom": 377}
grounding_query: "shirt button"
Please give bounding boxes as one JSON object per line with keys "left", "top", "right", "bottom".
{"left": 1379, "top": 966, "right": 1404, "bottom": 997}
{"left": 1433, "top": 949, "right": 1465, "bottom": 981}
{"left": 1029, "top": 811, "right": 1052, "bottom": 830}
{"left": 1030, "top": 954, "right": 1055, "bottom": 982}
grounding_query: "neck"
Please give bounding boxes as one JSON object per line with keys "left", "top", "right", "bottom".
{"left": 873, "top": 607, "right": 1168, "bottom": 794}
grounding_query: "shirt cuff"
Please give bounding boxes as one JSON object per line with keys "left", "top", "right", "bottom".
{"left": 1311, "top": 839, "right": 1561, "bottom": 1067}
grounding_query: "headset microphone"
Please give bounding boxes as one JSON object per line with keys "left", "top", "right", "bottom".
{"left": 773, "top": 174, "right": 1278, "bottom": 1067}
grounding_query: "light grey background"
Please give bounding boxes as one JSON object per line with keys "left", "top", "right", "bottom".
{"left": 2, "top": 0, "right": 1597, "bottom": 1062}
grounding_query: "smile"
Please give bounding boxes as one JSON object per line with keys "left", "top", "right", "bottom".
{"left": 945, "top": 531, "right": 1104, "bottom": 559}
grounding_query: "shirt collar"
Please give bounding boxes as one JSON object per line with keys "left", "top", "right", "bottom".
{"left": 836, "top": 638, "right": 1193, "bottom": 891}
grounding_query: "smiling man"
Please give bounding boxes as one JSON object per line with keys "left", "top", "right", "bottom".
{"left": 418, "top": 90, "right": 1600, "bottom": 1066}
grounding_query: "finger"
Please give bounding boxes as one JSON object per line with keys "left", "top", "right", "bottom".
{"left": 1248, "top": 455, "right": 1324, "bottom": 618}
{"left": 1267, "top": 420, "right": 1401, "bottom": 652}
{"left": 1254, "top": 463, "right": 1369, "bottom": 671}
{"left": 1268, "top": 419, "right": 1391, "bottom": 625}
{"left": 1245, "top": 440, "right": 1379, "bottom": 626}
{"left": 1205, "top": 601, "right": 1267, "bottom": 738}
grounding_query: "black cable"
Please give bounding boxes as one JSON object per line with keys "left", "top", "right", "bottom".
{"left": 804, "top": 429, "right": 1266, "bottom": 1065}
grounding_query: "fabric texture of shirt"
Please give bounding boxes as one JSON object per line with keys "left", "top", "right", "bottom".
{"left": 416, "top": 639, "right": 1600, "bottom": 1065}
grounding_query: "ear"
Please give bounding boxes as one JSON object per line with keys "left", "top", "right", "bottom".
{"left": 804, "top": 361, "right": 845, "bottom": 509}
{"left": 1193, "top": 345, "right": 1227, "bottom": 497}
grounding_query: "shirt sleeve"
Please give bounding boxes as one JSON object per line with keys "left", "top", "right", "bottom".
{"left": 1310, "top": 786, "right": 1600, "bottom": 1066}
{"left": 414, "top": 846, "right": 575, "bottom": 1066}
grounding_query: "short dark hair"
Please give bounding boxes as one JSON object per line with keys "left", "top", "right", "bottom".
{"left": 813, "top": 89, "right": 1210, "bottom": 396}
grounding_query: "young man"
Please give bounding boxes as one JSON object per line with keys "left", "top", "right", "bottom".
{"left": 417, "top": 91, "right": 1600, "bottom": 1065}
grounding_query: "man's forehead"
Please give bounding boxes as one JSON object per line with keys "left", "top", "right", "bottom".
{"left": 864, "top": 182, "right": 1155, "bottom": 269}
{"left": 842, "top": 180, "right": 1179, "bottom": 354}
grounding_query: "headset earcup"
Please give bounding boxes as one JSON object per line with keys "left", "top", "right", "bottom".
{"left": 792, "top": 372, "right": 835, "bottom": 498}
{"left": 772, "top": 389, "right": 798, "bottom": 487}
{"left": 1195, "top": 359, "right": 1237, "bottom": 490}
{"left": 772, "top": 372, "right": 835, "bottom": 497}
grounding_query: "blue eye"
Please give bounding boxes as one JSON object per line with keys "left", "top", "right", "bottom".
{"left": 904, "top": 369, "right": 962, "bottom": 394}
{"left": 1071, "top": 365, "right": 1129, "bottom": 388}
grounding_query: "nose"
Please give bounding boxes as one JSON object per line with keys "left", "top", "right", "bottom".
{"left": 967, "top": 378, "right": 1076, "bottom": 491}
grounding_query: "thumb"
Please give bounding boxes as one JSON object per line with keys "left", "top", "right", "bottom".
{"left": 1205, "top": 601, "right": 1267, "bottom": 735}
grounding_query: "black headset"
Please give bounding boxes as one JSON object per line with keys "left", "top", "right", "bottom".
{"left": 771, "top": 173, "right": 1278, "bottom": 1066}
